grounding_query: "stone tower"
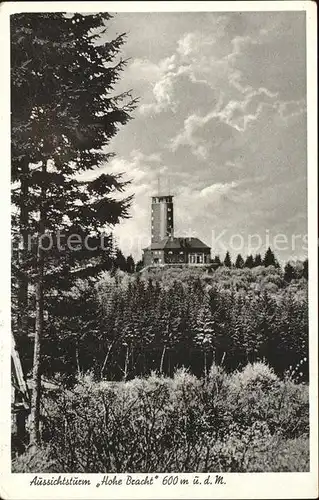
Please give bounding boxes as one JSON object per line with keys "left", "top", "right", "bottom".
{"left": 151, "top": 195, "right": 174, "bottom": 243}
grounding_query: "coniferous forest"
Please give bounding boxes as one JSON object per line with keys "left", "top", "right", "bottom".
{"left": 13, "top": 256, "right": 309, "bottom": 383}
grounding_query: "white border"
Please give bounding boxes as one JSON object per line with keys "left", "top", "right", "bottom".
{"left": 0, "top": 2, "right": 317, "bottom": 499}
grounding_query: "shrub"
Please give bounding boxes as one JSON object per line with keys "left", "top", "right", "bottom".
{"left": 12, "top": 446, "right": 58, "bottom": 473}
{"left": 230, "top": 362, "right": 279, "bottom": 390}
{"left": 246, "top": 436, "right": 309, "bottom": 472}
{"left": 226, "top": 363, "right": 308, "bottom": 438}
{"left": 207, "top": 363, "right": 229, "bottom": 391}
{"left": 20, "top": 362, "right": 309, "bottom": 473}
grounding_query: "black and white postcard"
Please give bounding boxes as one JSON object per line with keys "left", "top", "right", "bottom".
{"left": 0, "top": 1, "right": 317, "bottom": 499}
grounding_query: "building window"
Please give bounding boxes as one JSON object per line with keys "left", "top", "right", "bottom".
{"left": 168, "top": 251, "right": 173, "bottom": 254}
{"left": 179, "top": 251, "right": 183, "bottom": 254}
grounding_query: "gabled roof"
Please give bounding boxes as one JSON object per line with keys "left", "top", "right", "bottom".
{"left": 143, "top": 237, "right": 210, "bottom": 251}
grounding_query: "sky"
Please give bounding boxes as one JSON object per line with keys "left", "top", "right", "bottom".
{"left": 92, "top": 11, "right": 307, "bottom": 263}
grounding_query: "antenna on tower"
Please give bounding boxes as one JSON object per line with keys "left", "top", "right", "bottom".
{"left": 157, "top": 175, "right": 161, "bottom": 196}
{"left": 168, "top": 175, "right": 171, "bottom": 195}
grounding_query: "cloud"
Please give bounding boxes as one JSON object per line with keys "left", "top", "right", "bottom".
{"left": 103, "top": 12, "right": 307, "bottom": 261}
{"left": 137, "top": 23, "right": 282, "bottom": 132}
{"left": 141, "top": 72, "right": 177, "bottom": 114}
{"left": 129, "top": 55, "right": 176, "bottom": 82}
{"left": 169, "top": 85, "right": 280, "bottom": 160}
{"left": 177, "top": 31, "right": 218, "bottom": 57}
{"left": 139, "top": 63, "right": 190, "bottom": 115}
{"left": 276, "top": 98, "right": 307, "bottom": 124}
{"left": 199, "top": 181, "right": 238, "bottom": 199}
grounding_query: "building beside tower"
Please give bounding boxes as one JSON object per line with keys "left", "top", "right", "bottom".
{"left": 142, "top": 193, "right": 211, "bottom": 267}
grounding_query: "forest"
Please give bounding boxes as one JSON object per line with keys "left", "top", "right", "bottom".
{"left": 14, "top": 254, "right": 309, "bottom": 384}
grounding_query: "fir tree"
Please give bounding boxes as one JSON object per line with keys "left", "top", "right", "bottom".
{"left": 126, "top": 255, "right": 135, "bottom": 274}
{"left": 254, "top": 253, "right": 263, "bottom": 267}
{"left": 244, "top": 255, "right": 254, "bottom": 268}
{"left": 11, "top": 12, "right": 137, "bottom": 445}
{"left": 135, "top": 260, "right": 144, "bottom": 272}
{"left": 283, "top": 262, "right": 296, "bottom": 282}
{"left": 114, "top": 249, "right": 128, "bottom": 272}
{"left": 195, "top": 295, "right": 216, "bottom": 379}
{"left": 235, "top": 254, "right": 244, "bottom": 269}
{"left": 263, "top": 247, "right": 279, "bottom": 268}
{"left": 211, "top": 255, "right": 222, "bottom": 268}
{"left": 223, "top": 251, "right": 232, "bottom": 268}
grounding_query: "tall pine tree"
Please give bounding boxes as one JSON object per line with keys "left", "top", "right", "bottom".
{"left": 11, "top": 12, "right": 137, "bottom": 445}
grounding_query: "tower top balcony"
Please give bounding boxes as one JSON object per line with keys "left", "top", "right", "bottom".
{"left": 151, "top": 194, "right": 174, "bottom": 203}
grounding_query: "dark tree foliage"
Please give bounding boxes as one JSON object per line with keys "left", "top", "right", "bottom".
{"left": 211, "top": 255, "right": 222, "bottom": 268}
{"left": 302, "top": 259, "right": 308, "bottom": 280}
{"left": 135, "top": 260, "right": 144, "bottom": 272}
{"left": 32, "top": 266, "right": 308, "bottom": 383}
{"left": 126, "top": 255, "right": 135, "bottom": 274}
{"left": 235, "top": 254, "right": 245, "bottom": 269}
{"left": 113, "top": 249, "right": 128, "bottom": 272}
{"left": 263, "top": 247, "right": 280, "bottom": 268}
{"left": 254, "top": 253, "right": 263, "bottom": 267}
{"left": 11, "top": 12, "right": 137, "bottom": 287}
{"left": 223, "top": 251, "right": 232, "bottom": 268}
{"left": 244, "top": 255, "right": 254, "bottom": 268}
{"left": 284, "top": 262, "right": 297, "bottom": 283}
